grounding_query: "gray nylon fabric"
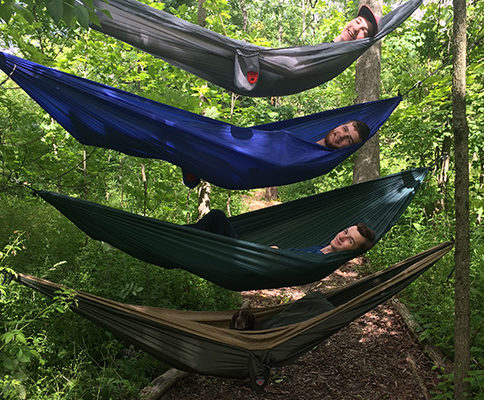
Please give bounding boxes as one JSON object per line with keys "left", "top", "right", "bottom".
{"left": 90, "top": 0, "right": 422, "bottom": 96}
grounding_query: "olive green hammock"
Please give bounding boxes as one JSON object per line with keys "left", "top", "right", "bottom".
{"left": 14, "top": 242, "right": 452, "bottom": 391}
{"left": 36, "top": 168, "right": 427, "bottom": 291}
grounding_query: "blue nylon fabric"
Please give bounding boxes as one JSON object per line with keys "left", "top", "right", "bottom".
{"left": 0, "top": 52, "right": 401, "bottom": 189}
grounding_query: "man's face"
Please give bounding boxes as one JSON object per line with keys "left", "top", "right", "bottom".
{"left": 338, "top": 16, "right": 373, "bottom": 41}
{"left": 329, "top": 226, "right": 367, "bottom": 252}
{"left": 323, "top": 122, "right": 362, "bottom": 149}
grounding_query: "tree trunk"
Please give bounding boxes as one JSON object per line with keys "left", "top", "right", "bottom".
{"left": 435, "top": 135, "right": 451, "bottom": 213}
{"left": 352, "top": 0, "right": 382, "bottom": 184}
{"left": 264, "top": 186, "right": 278, "bottom": 201}
{"left": 452, "top": 0, "right": 470, "bottom": 398}
{"left": 197, "top": 179, "right": 211, "bottom": 220}
{"left": 82, "top": 150, "right": 89, "bottom": 245}
{"left": 197, "top": 0, "right": 207, "bottom": 27}
{"left": 301, "top": 0, "right": 306, "bottom": 40}
{"left": 141, "top": 163, "right": 148, "bottom": 216}
{"left": 119, "top": 158, "right": 125, "bottom": 208}
{"left": 140, "top": 369, "right": 188, "bottom": 400}
{"left": 239, "top": 0, "right": 248, "bottom": 31}
{"left": 196, "top": 0, "right": 211, "bottom": 221}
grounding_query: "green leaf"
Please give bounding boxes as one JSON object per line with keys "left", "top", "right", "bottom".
{"left": 13, "top": 4, "right": 33, "bottom": 23}
{"left": 3, "top": 357, "right": 19, "bottom": 371}
{"left": 0, "top": 3, "right": 14, "bottom": 23}
{"left": 80, "top": 0, "right": 95, "bottom": 9}
{"left": 14, "top": 331, "right": 27, "bottom": 344}
{"left": 16, "top": 348, "right": 31, "bottom": 363}
{"left": 73, "top": 4, "right": 89, "bottom": 27}
{"left": 62, "top": 3, "right": 74, "bottom": 25}
{"left": 47, "top": 0, "right": 64, "bottom": 24}
{"left": 1, "top": 331, "right": 16, "bottom": 344}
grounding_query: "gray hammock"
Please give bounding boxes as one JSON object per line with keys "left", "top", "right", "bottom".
{"left": 90, "top": 0, "right": 422, "bottom": 96}
{"left": 13, "top": 242, "right": 452, "bottom": 391}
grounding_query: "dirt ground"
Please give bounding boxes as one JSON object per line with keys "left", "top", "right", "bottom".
{"left": 161, "top": 191, "right": 441, "bottom": 399}
{"left": 161, "top": 260, "right": 440, "bottom": 400}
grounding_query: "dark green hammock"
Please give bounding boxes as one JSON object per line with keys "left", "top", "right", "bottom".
{"left": 14, "top": 242, "right": 453, "bottom": 391}
{"left": 37, "top": 168, "right": 427, "bottom": 291}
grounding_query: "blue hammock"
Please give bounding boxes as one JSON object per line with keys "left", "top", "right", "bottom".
{"left": 0, "top": 52, "right": 400, "bottom": 189}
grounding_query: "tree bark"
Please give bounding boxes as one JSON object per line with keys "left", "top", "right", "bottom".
{"left": 82, "top": 149, "right": 88, "bottom": 199}
{"left": 352, "top": 0, "right": 382, "bottom": 184}
{"left": 435, "top": 135, "right": 451, "bottom": 213}
{"left": 238, "top": 0, "right": 248, "bottom": 31}
{"left": 301, "top": 0, "right": 306, "bottom": 40}
{"left": 264, "top": 186, "right": 278, "bottom": 201}
{"left": 140, "top": 368, "right": 188, "bottom": 400}
{"left": 196, "top": 0, "right": 211, "bottom": 221}
{"left": 197, "top": 0, "right": 207, "bottom": 27}
{"left": 197, "top": 179, "right": 211, "bottom": 220}
{"left": 452, "top": 0, "right": 471, "bottom": 398}
{"left": 141, "top": 163, "right": 148, "bottom": 216}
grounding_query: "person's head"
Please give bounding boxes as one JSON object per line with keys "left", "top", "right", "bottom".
{"left": 318, "top": 120, "right": 370, "bottom": 149}
{"left": 333, "top": 5, "right": 378, "bottom": 42}
{"left": 328, "top": 223, "right": 375, "bottom": 253}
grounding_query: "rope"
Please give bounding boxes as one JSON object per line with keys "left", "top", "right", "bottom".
{"left": 0, "top": 269, "right": 14, "bottom": 286}
{"left": 401, "top": 30, "right": 484, "bottom": 98}
{"left": 0, "top": 64, "right": 16, "bottom": 86}
{"left": 400, "top": 60, "right": 451, "bottom": 97}
{"left": 47, "top": 148, "right": 97, "bottom": 181}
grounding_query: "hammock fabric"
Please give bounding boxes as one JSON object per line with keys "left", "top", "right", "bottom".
{"left": 0, "top": 52, "right": 401, "bottom": 190}
{"left": 90, "top": 0, "right": 422, "bottom": 97}
{"left": 37, "top": 168, "right": 427, "bottom": 291}
{"left": 15, "top": 242, "right": 453, "bottom": 391}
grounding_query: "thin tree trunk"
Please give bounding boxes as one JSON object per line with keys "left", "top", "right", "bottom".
{"left": 353, "top": 0, "right": 382, "bottom": 184}
{"left": 226, "top": 190, "right": 232, "bottom": 217}
{"left": 197, "top": 0, "right": 207, "bottom": 27}
{"left": 82, "top": 150, "right": 88, "bottom": 199}
{"left": 119, "top": 158, "right": 124, "bottom": 208}
{"left": 264, "top": 186, "right": 278, "bottom": 201}
{"left": 239, "top": 0, "right": 248, "bottom": 31}
{"left": 52, "top": 142, "right": 62, "bottom": 193}
{"left": 436, "top": 135, "right": 451, "bottom": 212}
{"left": 141, "top": 163, "right": 148, "bottom": 216}
{"left": 195, "top": 1, "right": 211, "bottom": 221}
{"left": 82, "top": 150, "right": 89, "bottom": 245}
{"left": 452, "top": 0, "right": 470, "bottom": 398}
{"left": 301, "top": 0, "right": 306, "bottom": 40}
{"left": 197, "top": 180, "right": 211, "bottom": 220}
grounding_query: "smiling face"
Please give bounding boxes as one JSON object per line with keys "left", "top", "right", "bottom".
{"left": 329, "top": 225, "right": 368, "bottom": 252}
{"left": 335, "top": 16, "right": 373, "bottom": 42}
{"left": 318, "top": 122, "right": 362, "bottom": 149}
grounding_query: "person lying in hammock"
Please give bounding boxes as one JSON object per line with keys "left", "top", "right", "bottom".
{"left": 317, "top": 120, "right": 370, "bottom": 149}
{"left": 333, "top": 4, "right": 379, "bottom": 42}
{"left": 230, "top": 291, "right": 334, "bottom": 331}
{"left": 183, "top": 119, "right": 370, "bottom": 187}
{"left": 190, "top": 210, "right": 375, "bottom": 254}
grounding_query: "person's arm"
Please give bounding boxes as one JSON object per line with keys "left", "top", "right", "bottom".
{"left": 270, "top": 245, "right": 325, "bottom": 254}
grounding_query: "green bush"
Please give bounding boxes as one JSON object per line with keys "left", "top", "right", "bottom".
{"left": 0, "top": 195, "right": 241, "bottom": 399}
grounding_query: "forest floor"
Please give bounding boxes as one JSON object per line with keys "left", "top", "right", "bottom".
{"left": 161, "top": 191, "right": 442, "bottom": 400}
